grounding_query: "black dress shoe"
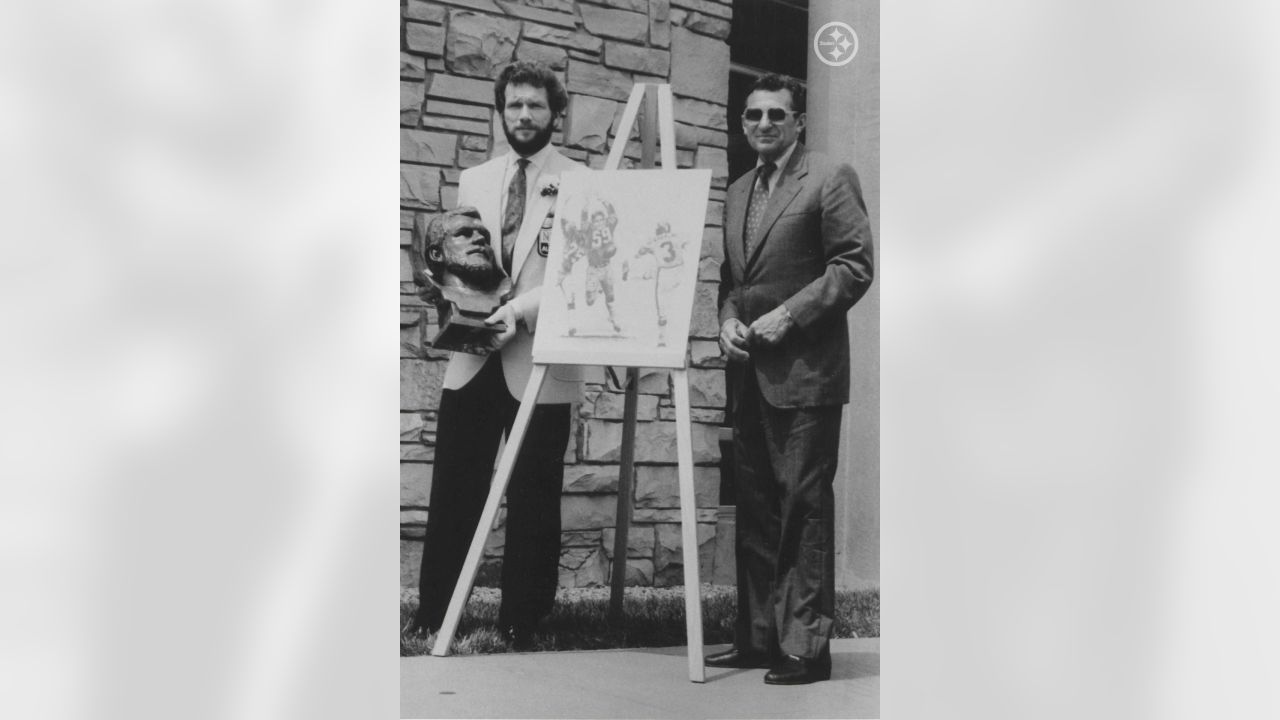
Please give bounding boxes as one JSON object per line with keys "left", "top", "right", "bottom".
{"left": 705, "top": 647, "right": 771, "bottom": 669}
{"left": 764, "top": 653, "right": 832, "bottom": 685}
{"left": 503, "top": 624, "right": 535, "bottom": 651}
{"left": 405, "top": 617, "right": 437, "bottom": 639}
{"left": 406, "top": 611, "right": 436, "bottom": 636}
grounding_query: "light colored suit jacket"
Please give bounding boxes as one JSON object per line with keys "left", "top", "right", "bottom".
{"left": 444, "top": 148, "right": 586, "bottom": 403}
{"left": 718, "top": 144, "right": 875, "bottom": 408}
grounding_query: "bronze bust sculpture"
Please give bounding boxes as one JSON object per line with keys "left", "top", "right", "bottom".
{"left": 410, "top": 206, "right": 512, "bottom": 355}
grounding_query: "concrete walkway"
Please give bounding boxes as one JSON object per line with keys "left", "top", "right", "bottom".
{"left": 401, "top": 638, "right": 879, "bottom": 719}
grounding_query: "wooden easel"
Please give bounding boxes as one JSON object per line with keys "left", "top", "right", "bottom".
{"left": 430, "top": 83, "right": 707, "bottom": 683}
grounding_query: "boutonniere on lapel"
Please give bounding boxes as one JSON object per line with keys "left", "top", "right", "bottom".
{"left": 536, "top": 177, "right": 559, "bottom": 257}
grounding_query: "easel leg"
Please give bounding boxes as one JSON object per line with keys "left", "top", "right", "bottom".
{"left": 609, "top": 367, "right": 640, "bottom": 621}
{"left": 431, "top": 364, "right": 549, "bottom": 657}
{"left": 672, "top": 369, "right": 705, "bottom": 682}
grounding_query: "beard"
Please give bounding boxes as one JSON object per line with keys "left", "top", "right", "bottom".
{"left": 444, "top": 253, "right": 503, "bottom": 292}
{"left": 503, "top": 118, "right": 555, "bottom": 156}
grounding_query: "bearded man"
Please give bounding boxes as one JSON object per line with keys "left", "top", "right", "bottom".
{"left": 411, "top": 61, "right": 585, "bottom": 651}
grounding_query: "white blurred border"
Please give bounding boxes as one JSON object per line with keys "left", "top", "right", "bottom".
{"left": 3, "top": 1, "right": 1279, "bottom": 719}
{"left": 1, "top": 1, "right": 397, "bottom": 718}
{"left": 883, "top": 2, "right": 1280, "bottom": 719}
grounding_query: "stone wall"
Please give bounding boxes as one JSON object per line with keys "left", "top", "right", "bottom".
{"left": 400, "top": 0, "right": 735, "bottom": 590}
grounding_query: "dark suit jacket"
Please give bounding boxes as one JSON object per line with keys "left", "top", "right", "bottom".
{"left": 718, "top": 144, "right": 875, "bottom": 408}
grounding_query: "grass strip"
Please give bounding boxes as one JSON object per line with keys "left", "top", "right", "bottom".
{"left": 401, "top": 584, "right": 878, "bottom": 656}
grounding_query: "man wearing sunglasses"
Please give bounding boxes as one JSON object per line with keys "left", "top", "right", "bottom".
{"left": 712, "top": 73, "right": 875, "bottom": 685}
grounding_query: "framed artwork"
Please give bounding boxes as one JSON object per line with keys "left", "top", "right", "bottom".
{"left": 533, "top": 168, "right": 713, "bottom": 369}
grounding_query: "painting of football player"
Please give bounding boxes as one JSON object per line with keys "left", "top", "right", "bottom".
{"left": 621, "top": 220, "right": 686, "bottom": 346}
{"left": 556, "top": 196, "right": 622, "bottom": 336}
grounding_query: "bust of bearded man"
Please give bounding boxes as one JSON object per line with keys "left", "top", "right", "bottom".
{"left": 410, "top": 206, "right": 513, "bottom": 354}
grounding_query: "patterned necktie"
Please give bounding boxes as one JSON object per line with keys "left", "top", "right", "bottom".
{"left": 744, "top": 161, "right": 776, "bottom": 255}
{"left": 501, "top": 158, "right": 529, "bottom": 274}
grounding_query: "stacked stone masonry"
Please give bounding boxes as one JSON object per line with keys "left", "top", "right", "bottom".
{"left": 401, "top": 0, "right": 734, "bottom": 590}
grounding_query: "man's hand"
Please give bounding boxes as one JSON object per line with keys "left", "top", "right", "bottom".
{"left": 747, "top": 305, "right": 793, "bottom": 347}
{"left": 719, "top": 318, "right": 751, "bottom": 363}
{"left": 485, "top": 303, "right": 519, "bottom": 349}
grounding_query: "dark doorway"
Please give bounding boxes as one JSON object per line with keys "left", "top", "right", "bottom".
{"left": 719, "top": 0, "right": 810, "bottom": 507}
{"left": 727, "top": 0, "right": 809, "bottom": 182}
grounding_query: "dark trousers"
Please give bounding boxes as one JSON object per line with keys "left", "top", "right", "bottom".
{"left": 732, "top": 366, "right": 842, "bottom": 659}
{"left": 416, "top": 354, "right": 570, "bottom": 633}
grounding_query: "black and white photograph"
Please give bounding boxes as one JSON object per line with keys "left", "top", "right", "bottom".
{"left": 399, "top": 1, "right": 880, "bottom": 717}
{"left": 17, "top": 1, "right": 1280, "bottom": 720}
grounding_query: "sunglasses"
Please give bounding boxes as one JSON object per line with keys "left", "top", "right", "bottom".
{"left": 742, "top": 108, "right": 797, "bottom": 123}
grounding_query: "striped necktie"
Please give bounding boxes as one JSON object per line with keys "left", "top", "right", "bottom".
{"left": 744, "top": 162, "right": 776, "bottom": 255}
